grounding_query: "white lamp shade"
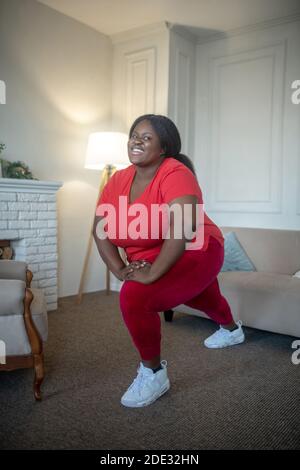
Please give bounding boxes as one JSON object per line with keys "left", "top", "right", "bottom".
{"left": 85, "top": 132, "right": 129, "bottom": 170}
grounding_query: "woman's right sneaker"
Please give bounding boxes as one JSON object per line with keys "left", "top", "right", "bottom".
{"left": 121, "top": 360, "right": 170, "bottom": 408}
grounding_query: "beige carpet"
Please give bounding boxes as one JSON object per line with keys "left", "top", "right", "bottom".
{"left": 0, "top": 291, "right": 299, "bottom": 450}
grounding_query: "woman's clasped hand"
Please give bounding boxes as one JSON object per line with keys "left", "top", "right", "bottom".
{"left": 118, "top": 260, "right": 153, "bottom": 284}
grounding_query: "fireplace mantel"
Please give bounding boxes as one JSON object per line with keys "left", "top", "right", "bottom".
{"left": 0, "top": 178, "right": 63, "bottom": 311}
{"left": 0, "top": 178, "right": 62, "bottom": 193}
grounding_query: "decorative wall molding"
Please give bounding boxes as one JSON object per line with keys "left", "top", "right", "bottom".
{"left": 168, "top": 29, "right": 196, "bottom": 158}
{"left": 125, "top": 47, "right": 156, "bottom": 128}
{"left": 206, "top": 42, "right": 286, "bottom": 214}
{"left": 112, "top": 24, "right": 168, "bottom": 131}
{"left": 112, "top": 13, "right": 300, "bottom": 228}
{"left": 0, "top": 178, "right": 62, "bottom": 193}
{"left": 196, "top": 12, "right": 300, "bottom": 44}
{"left": 173, "top": 50, "right": 191, "bottom": 154}
{"left": 168, "top": 23, "right": 198, "bottom": 44}
{"left": 110, "top": 21, "right": 169, "bottom": 44}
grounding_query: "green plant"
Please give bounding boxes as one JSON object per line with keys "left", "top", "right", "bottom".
{"left": 2, "top": 160, "right": 37, "bottom": 179}
{"left": 0, "top": 143, "right": 37, "bottom": 179}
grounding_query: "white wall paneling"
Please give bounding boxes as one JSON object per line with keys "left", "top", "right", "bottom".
{"left": 111, "top": 22, "right": 170, "bottom": 133}
{"left": 125, "top": 48, "right": 156, "bottom": 129}
{"left": 210, "top": 43, "right": 285, "bottom": 213}
{"left": 168, "top": 28, "right": 196, "bottom": 158}
{"left": 109, "top": 17, "right": 299, "bottom": 293}
{"left": 195, "top": 20, "right": 300, "bottom": 229}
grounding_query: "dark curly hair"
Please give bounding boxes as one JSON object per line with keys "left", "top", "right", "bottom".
{"left": 129, "top": 114, "right": 196, "bottom": 176}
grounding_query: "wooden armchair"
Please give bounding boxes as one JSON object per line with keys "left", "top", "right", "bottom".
{"left": 0, "top": 260, "right": 48, "bottom": 400}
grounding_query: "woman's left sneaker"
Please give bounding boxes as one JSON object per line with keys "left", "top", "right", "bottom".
{"left": 204, "top": 320, "right": 245, "bottom": 348}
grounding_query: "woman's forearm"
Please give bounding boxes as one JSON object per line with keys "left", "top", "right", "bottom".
{"left": 148, "top": 237, "right": 186, "bottom": 282}
{"left": 93, "top": 218, "right": 126, "bottom": 279}
{"left": 147, "top": 196, "right": 198, "bottom": 282}
{"left": 96, "top": 237, "right": 126, "bottom": 279}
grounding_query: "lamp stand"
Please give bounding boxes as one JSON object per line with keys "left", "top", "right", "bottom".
{"left": 77, "top": 164, "right": 117, "bottom": 304}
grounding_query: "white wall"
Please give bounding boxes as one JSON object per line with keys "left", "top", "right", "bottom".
{"left": 0, "top": 0, "right": 112, "bottom": 297}
{"left": 194, "top": 19, "right": 300, "bottom": 230}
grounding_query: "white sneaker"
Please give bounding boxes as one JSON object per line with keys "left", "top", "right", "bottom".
{"left": 204, "top": 320, "right": 245, "bottom": 348}
{"left": 121, "top": 360, "right": 170, "bottom": 408}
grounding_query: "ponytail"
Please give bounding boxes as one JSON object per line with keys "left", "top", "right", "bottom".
{"left": 165, "top": 153, "right": 196, "bottom": 176}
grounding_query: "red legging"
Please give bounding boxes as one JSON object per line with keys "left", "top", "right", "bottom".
{"left": 119, "top": 236, "right": 233, "bottom": 360}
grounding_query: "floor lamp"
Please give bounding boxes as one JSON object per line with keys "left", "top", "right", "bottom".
{"left": 77, "top": 132, "right": 129, "bottom": 304}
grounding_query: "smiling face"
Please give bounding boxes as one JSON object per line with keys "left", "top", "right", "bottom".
{"left": 127, "top": 120, "right": 165, "bottom": 168}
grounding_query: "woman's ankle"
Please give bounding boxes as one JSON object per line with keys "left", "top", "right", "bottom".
{"left": 142, "top": 355, "right": 161, "bottom": 370}
{"left": 222, "top": 321, "right": 238, "bottom": 331}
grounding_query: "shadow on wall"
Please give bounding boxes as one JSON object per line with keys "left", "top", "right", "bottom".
{"left": 170, "top": 23, "right": 228, "bottom": 42}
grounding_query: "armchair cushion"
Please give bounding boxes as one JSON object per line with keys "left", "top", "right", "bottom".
{"left": 0, "top": 315, "right": 34, "bottom": 355}
{"left": 0, "top": 260, "right": 27, "bottom": 282}
{"left": 0, "top": 286, "right": 48, "bottom": 356}
{"left": 0, "top": 279, "right": 26, "bottom": 316}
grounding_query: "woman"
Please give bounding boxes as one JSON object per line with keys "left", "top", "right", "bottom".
{"left": 93, "top": 114, "right": 245, "bottom": 408}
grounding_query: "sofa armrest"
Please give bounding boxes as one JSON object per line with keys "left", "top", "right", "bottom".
{"left": 0, "top": 260, "right": 27, "bottom": 282}
{"left": 0, "top": 279, "right": 26, "bottom": 316}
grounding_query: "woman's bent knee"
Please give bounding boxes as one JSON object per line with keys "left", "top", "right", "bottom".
{"left": 119, "top": 280, "right": 151, "bottom": 314}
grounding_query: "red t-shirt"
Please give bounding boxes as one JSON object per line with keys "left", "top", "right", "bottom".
{"left": 96, "top": 157, "right": 224, "bottom": 262}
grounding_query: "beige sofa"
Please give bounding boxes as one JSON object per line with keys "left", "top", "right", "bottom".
{"left": 171, "top": 227, "right": 300, "bottom": 338}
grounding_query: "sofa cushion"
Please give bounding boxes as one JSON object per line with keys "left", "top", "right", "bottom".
{"left": 175, "top": 271, "right": 300, "bottom": 337}
{"left": 221, "top": 231, "right": 256, "bottom": 272}
{"left": 220, "top": 227, "right": 300, "bottom": 275}
{"left": 218, "top": 271, "right": 300, "bottom": 337}
{"left": 218, "top": 270, "right": 300, "bottom": 294}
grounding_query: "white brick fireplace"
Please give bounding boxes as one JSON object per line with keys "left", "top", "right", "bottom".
{"left": 0, "top": 178, "right": 62, "bottom": 311}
